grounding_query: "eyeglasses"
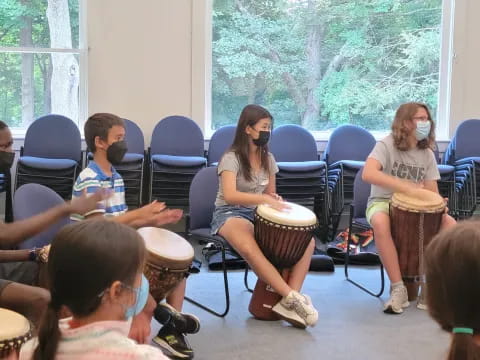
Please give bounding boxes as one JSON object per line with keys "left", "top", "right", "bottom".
{"left": 412, "top": 117, "right": 430, "bottom": 122}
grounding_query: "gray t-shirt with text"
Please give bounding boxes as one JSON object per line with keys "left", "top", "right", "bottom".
{"left": 215, "top": 151, "right": 279, "bottom": 208}
{"left": 367, "top": 134, "right": 440, "bottom": 205}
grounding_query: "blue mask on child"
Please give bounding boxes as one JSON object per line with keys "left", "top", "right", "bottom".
{"left": 124, "top": 274, "right": 149, "bottom": 319}
{"left": 415, "top": 121, "right": 431, "bottom": 141}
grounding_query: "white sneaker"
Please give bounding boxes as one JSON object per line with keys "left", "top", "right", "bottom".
{"left": 383, "top": 285, "right": 410, "bottom": 314}
{"left": 272, "top": 291, "right": 318, "bottom": 327}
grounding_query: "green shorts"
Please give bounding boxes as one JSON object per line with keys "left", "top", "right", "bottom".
{"left": 366, "top": 200, "right": 390, "bottom": 225}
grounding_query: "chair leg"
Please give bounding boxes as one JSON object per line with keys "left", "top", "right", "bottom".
{"left": 184, "top": 239, "right": 231, "bottom": 317}
{"left": 344, "top": 206, "right": 385, "bottom": 297}
{"left": 243, "top": 265, "right": 253, "bottom": 293}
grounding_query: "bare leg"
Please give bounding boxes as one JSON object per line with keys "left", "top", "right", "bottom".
{"left": 370, "top": 212, "right": 402, "bottom": 283}
{"left": 288, "top": 238, "right": 315, "bottom": 291}
{"left": 219, "top": 218, "right": 292, "bottom": 297}
{"left": 0, "top": 282, "right": 50, "bottom": 328}
{"left": 166, "top": 279, "right": 186, "bottom": 312}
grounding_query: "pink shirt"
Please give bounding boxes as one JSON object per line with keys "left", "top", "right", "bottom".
{"left": 19, "top": 318, "right": 167, "bottom": 360}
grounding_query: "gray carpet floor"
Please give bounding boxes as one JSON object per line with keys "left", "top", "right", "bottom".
{"left": 151, "top": 264, "right": 450, "bottom": 360}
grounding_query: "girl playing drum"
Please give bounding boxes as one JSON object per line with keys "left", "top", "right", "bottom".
{"left": 210, "top": 104, "right": 318, "bottom": 329}
{"left": 362, "top": 102, "right": 456, "bottom": 314}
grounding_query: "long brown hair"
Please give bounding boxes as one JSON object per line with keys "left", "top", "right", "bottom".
{"left": 426, "top": 221, "right": 480, "bottom": 360}
{"left": 33, "top": 221, "right": 145, "bottom": 360}
{"left": 391, "top": 102, "right": 435, "bottom": 151}
{"left": 228, "top": 104, "right": 273, "bottom": 181}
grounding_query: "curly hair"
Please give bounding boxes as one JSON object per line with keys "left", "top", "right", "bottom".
{"left": 391, "top": 102, "right": 435, "bottom": 151}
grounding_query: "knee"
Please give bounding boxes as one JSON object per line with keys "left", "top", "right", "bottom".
{"left": 29, "top": 287, "right": 50, "bottom": 311}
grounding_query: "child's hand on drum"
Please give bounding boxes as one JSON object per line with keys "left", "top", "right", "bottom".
{"left": 443, "top": 197, "right": 449, "bottom": 214}
{"left": 263, "top": 194, "right": 291, "bottom": 211}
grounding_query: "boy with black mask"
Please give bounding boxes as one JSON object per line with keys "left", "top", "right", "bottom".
{"left": 71, "top": 113, "right": 200, "bottom": 360}
{"left": 0, "top": 120, "right": 109, "bottom": 327}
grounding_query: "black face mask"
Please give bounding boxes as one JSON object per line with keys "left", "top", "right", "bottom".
{"left": 0, "top": 151, "right": 14, "bottom": 171}
{"left": 252, "top": 131, "right": 270, "bottom": 147}
{"left": 106, "top": 140, "right": 128, "bottom": 165}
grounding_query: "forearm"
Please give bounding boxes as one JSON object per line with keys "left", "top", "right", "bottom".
{"left": 363, "top": 169, "right": 414, "bottom": 194}
{"left": 110, "top": 209, "right": 146, "bottom": 229}
{"left": 224, "top": 191, "right": 267, "bottom": 207}
{"left": 0, "top": 249, "right": 30, "bottom": 262}
{"left": 0, "top": 203, "right": 70, "bottom": 248}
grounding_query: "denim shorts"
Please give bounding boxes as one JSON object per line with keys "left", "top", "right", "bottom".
{"left": 210, "top": 205, "right": 255, "bottom": 235}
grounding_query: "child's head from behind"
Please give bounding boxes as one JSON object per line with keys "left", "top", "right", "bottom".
{"left": 33, "top": 220, "right": 146, "bottom": 360}
{"left": 84, "top": 113, "right": 126, "bottom": 163}
{"left": 426, "top": 221, "right": 480, "bottom": 360}
{"left": 47, "top": 220, "right": 145, "bottom": 319}
{"left": 392, "top": 102, "right": 435, "bottom": 151}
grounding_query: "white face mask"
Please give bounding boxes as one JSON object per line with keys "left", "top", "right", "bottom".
{"left": 415, "top": 121, "right": 431, "bottom": 140}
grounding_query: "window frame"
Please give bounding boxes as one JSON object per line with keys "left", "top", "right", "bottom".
{"left": 193, "top": 0, "right": 455, "bottom": 141}
{"left": 0, "top": 0, "right": 88, "bottom": 137}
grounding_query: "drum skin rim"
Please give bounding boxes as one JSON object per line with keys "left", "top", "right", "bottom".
{"left": 390, "top": 201, "right": 445, "bottom": 214}
{"left": 254, "top": 212, "right": 318, "bottom": 231}
{"left": 391, "top": 192, "right": 445, "bottom": 212}
{"left": 0, "top": 308, "right": 32, "bottom": 356}
{"left": 255, "top": 203, "right": 318, "bottom": 227}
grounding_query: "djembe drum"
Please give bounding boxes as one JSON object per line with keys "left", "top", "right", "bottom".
{"left": 249, "top": 202, "right": 318, "bottom": 320}
{"left": 390, "top": 190, "right": 445, "bottom": 301}
{"left": 137, "top": 227, "right": 194, "bottom": 303}
{"left": 0, "top": 308, "right": 32, "bottom": 359}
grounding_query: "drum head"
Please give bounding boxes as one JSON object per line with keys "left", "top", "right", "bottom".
{"left": 137, "top": 227, "right": 194, "bottom": 264}
{"left": 0, "top": 308, "right": 30, "bottom": 344}
{"left": 256, "top": 202, "right": 317, "bottom": 227}
{"left": 391, "top": 190, "right": 445, "bottom": 212}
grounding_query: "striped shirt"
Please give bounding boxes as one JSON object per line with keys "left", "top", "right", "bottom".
{"left": 71, "top": 161, "right": 127, "bottom": 221}
{"left": 19, "top": 318, "right": 168, "bottom": 360}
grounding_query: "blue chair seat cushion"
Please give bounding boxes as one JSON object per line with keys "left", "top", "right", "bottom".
{"left": 277, "top": 161, "right": 326, "bottom": 172}
{"left": 437, "top": 164, "right": 455, "bottom": 176}
{"left": 329, "top": 160, "right": 365, "bottom": 170}
{"left": 152, "top": 154, "right": 206, "bottom": 167}
{"left": 18, "top": 156, "right": 78, "bottom": 170}
{"left": 122, "top": 153, "right": 144, "bottom": 163}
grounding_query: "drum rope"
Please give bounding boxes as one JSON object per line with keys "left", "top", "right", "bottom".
{"left": 419, "top": 213, "right": 425, "bottom": 285}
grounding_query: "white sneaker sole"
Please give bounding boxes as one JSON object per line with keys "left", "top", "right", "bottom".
{"left": 271, "top": 303, "right": 307, "bottom": 329}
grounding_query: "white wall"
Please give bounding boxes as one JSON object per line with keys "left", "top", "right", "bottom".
{"left": 87, "top": 0, "right": 192, "bottom": 145}
{"left": 87, "top": 0, "right": 480, "bottom": 145}
{"left": 449, "top": 0, "right": 480, "bottom": 136}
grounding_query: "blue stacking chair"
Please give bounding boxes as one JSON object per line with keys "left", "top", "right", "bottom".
{"left": 13, "top": 183, "right": 70, "bottom": 249}
{"left": 207, "top": 125, "right": 236, "bottom": 166}
{"left": 323, "top": 125, "right": 376, "bottom": 239}
{"left": 185, "top": 166, "right": 249, "bottom": 317}
{"left": 149, "top": 116, "right": 207, "bottom": 207}
{"left": 0, "top": 170, "right": 13, "bottom": 222}
{"left": 434, "top": 143, "right": 456, "bottom": 217}
{"left": 14, "top": 114, "right": 81, "bottom": 200}
{"left": 114, "top": 119, "right": 145, "bottom": 209}
{"left": 269, "top": 124, "right": 329, "bottom": 234}
{"left": 344, "top": 168, "right": 385, "bottom": 297}
{"left": 443, "top": 119, "right": 480, "bottom": 218}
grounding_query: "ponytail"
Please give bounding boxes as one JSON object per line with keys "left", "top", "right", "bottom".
{"left": 32, "top": 302, "right": 61, "bottom": 360}
{"left": 447, "top": 334, "right": 480, "bottom": 360}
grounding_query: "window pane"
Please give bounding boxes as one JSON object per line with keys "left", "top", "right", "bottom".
{"left": 0, "top": 0, "right": 79, "bottom": 49}
{"left": 0, "top": 52, "right": 79, "bottom": 128}
{"left": 212, "top": 0, "right": 442, "bottom": 131}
